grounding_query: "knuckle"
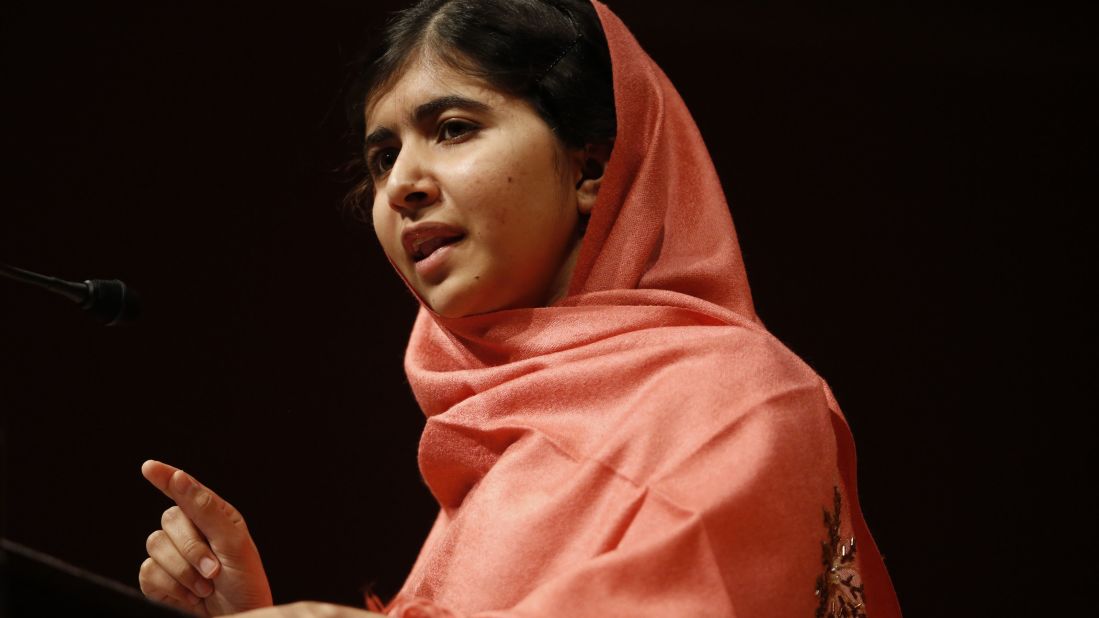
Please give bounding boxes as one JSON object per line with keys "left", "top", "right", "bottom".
{"left": 175, "top": 565, "right": 201, "bottom": 589}
{"left": 138, "top": 558, "right": 157, "bottom": 589}
{"left": 180, "top": 537, "right": 209, "bottom": 561}
{"left": 192, "top": 488, "right": 213, "bottom": 510}
{"left": 292, "top": 601, "right": 334, "bottom": 617}
{"left": 224, "top": 502, "right": 247, "bottom": 528}
{"left": 145, "top": 530, "right": 165, "bottom": 553}
{"left": 161, "top": 505, "right": 183, "bottom": 527}
{"left": 139, "top": 559, "right": 192, "bottom": 606}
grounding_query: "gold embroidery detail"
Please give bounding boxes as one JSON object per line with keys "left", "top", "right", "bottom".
{"left": 815, "top": 487, "right": 866, "bottom": 618}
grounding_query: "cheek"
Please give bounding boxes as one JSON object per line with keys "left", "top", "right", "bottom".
{"left": 446, "top": 153, "right": 520, "bottom": 235}
{"left": 449, "top": 141, "right": 567, "bottom": 239}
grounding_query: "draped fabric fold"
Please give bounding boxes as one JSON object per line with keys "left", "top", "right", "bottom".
{"left": 382, "top": 2, "right": 902, "bottom": 616}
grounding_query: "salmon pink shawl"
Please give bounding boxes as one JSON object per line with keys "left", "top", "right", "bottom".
{"left": 379, "top": 2, "right": 902, "bottom": 616}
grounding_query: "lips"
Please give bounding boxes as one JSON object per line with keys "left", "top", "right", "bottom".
{"left": 402, "top": 222, "right": 466, "bottom": 263}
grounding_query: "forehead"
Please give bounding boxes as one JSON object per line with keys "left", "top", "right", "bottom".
{"left": 364, "top": 57, "right": 508, "bottom": 129}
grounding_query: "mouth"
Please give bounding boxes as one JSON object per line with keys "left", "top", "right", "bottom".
{"left": 412, "top": 234, "right": 464, "bottom": 262}
{"left": 402, "top": 223, "right": 467, "bottom": 263}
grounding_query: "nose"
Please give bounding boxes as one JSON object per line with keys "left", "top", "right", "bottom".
{"left": 385, "top": 146, "right": 440, "bottom": 217}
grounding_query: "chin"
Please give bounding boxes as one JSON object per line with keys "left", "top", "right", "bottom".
{"left": 430, "top": 300, "right": 470, "bottom": 319}
{"left": 423, "top": 282, "right": 487, "bottom": 318}
{"left": 428, "top": 286, "right": 529, "bottom": 318}
{"left": 420, "top": 273, "right": 546, "bottom": 318}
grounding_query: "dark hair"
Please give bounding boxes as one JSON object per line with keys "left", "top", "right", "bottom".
{"left": 343, "top": 0, "right": 616, "bottom": 216}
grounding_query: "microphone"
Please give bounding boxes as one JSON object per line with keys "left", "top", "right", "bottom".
{"left": 1, "top": 263, "right": 140, "bottom": 325}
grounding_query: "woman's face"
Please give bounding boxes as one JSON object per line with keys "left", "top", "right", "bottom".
{"left": 366, "top": 57, "right": 589, "bottom": 318}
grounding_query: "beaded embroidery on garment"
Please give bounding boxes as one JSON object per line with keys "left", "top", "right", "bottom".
{"left": 815, "top": 487, "right": 867, "bottom": 618}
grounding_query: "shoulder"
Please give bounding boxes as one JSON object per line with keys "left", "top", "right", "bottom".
{"left": 587, "top": 324, "right": 838, "bottom": 495}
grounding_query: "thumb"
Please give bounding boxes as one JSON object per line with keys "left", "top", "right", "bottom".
{"left": 142, "top": 460, "right": 251, "bottom": 563}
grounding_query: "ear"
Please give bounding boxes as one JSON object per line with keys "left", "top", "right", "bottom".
{"left": 571, "top": 141, "right": 614, "bottom": 216}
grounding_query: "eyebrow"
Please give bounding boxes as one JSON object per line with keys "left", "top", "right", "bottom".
{"left": 364, "top": 95, "right": 491, "bottom": 149}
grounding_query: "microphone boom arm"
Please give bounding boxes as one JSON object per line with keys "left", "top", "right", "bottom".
{"left": 1, "top": 263, "right": 140, "bottom": 325}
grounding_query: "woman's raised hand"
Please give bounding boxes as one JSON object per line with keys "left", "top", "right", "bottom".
{"left": 139, "top": 460, "right": 274, "bottom": 616}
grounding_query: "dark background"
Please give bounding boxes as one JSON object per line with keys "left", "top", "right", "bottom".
{"left": 1, "top": 1, "right": 1093, "bottom": 615}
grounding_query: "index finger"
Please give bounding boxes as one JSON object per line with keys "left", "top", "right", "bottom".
{"left": 141, "top": 460, "right": 181, "bottom": 500}
{"left": 141, "top": 460, "right": 247, "bottom": 557}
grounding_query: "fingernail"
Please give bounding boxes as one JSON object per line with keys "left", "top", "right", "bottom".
{"left": 195, "top": 578, "right": 214, "bottom": 597}
{"left": 199, "top": 557, "right": 218, "bottom": 578}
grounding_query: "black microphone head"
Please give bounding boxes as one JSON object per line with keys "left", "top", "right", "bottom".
{"left": 81, "top": 279, "right": 140, "bottom": 325}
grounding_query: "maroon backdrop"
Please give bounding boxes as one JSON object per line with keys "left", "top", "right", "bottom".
{"left": 1, "top": 1, "right": 1092, "bottom": 615}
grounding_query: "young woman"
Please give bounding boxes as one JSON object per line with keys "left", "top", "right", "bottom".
{"left": 138, "top": 1, "right": 902, "bottom": 616}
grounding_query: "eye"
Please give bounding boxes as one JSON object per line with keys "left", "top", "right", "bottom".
{"left": 438, "top": 119, "right": 477, "bottom": 142}
{"left": 368, "top": 147, "right": 399, "bottom": 176}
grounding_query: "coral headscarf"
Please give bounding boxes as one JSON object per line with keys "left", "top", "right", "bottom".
{"left": 381, "top": 2, "right": 902, "bottom": 616}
